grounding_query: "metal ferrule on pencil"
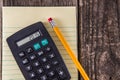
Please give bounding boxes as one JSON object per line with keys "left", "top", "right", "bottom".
{"left": 48, "top": 18, "right": 56, "bottom": 27}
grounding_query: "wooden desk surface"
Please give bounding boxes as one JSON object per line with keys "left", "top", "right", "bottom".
{"left": 1, "top": 0, "right": 120, "bottom": 80}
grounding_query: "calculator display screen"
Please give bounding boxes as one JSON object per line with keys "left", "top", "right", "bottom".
{"left": 16, "top": 31, "right": 41, "bottom": 47}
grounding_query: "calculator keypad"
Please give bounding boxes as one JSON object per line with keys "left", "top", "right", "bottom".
{"left": 33, "top": 43, "right": 41, "bottom": 50}
{"left": 19, "top": 38, "right": 68, "bottom": 80}
{"left": 41, "top": 39, "right": 49, "bottom": 46}
{"left": 19, "top": 52, "right": 25, "bottom": 57}
{"left": 48, "top": 53, "right": 55, "bottom": 59}
{"left": 26, "top": 47, "right": 33, "bottom": 54}
{"left": 37, "top": 68, "right": 44, "bottom": 74}
{"left": 40, "top": 75, "right": 47, "bottom": 80}
{"left": 57, "top": 68, "right": 67, "bottom": 79}
{"left": 45, "top": 46, "right": 51, "bottom": 52}
{"left": 22, "top": 58, "right": 29, "bottom": 65}
{"left": 29, "top": 72, "right": 36, "bottom": 78}
{"left": 52, "top": 60, "right": 59, "bottom": 66}
{"left": 37, "top": 51, "right": 44, "bottom": 56}
{"left": 41, "top": 57, "right": 47, "bottom": 63}
{"left": 33, "top": 61, "right": 40, "bottom": 67}
{"left": 26, "top": 65, "right": 32, "bottom": 71}
{"left": 29, "top": 54, "right": 36, "bottom": 60}
{"left": 48, "top": 71, "right": 55, "bottom": 77}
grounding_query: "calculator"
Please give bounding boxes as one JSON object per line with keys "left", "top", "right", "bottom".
{"left": 7, "top": 22, "right": 71, "bottom": 80}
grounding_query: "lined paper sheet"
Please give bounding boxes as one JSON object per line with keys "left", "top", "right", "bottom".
{"left": 2, "top": 7, "right": 78, "bottom": 80}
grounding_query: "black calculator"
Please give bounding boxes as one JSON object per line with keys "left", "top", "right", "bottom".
{"left": 7, "top": 22, "right": 71, "bottom": 80}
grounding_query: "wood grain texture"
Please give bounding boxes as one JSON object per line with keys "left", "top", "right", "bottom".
{"left": 3, "top": 0, "right": 76, "bottom": 6}
{"left": 1, "top": 0, "right": 120, "bottom": 80}
{"left": 80, "top": 0, "right": 120, "bottom": 80}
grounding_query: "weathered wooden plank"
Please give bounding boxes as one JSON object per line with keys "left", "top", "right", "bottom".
{"left": 80, "top": 0, "right": 120, "bottom": 80}
{"left": 3, "top": 0, "right": 76, "bottom": 6}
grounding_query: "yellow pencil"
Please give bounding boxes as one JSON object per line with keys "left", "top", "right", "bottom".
{"left": 48, "top": 18, "right": 90, "bottom": 80}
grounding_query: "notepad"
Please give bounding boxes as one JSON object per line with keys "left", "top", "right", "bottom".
{"left": 2, "top": 7, "right": 78, "bottom": 80}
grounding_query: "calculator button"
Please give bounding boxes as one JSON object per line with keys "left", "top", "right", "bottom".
{"left": 41, "top": 57, "right": 47, "bottom": 63}
{"left": 37, "top": 51, "right": 44, "bottom": 56}
{"left": 40, "top": 75, "right": 47, "bottom": 80}
{"left": 29, "top": 54, "right": 36, "bottom": 60}
{"left": 52, "top": 60, "right": 59, "bottom": 66}
{"left": 56, "top": 68, "right": 66, "bottom": 79}
{"left": 48, "top": 53, "right": 55, "bottom": 59}
{"left": 53, "top": 78, "right": 59, "bottom": 80}
{"left": 44, "top": 64, "right": 51, "bottom": 70}
{"left": 33, "top": 43, "right": 41, "bottom": 50}
{"left": 33, "top": 61, "right": 40, "bottom": 67}
{"left": 29, "top": 72, "right": 36, "bottom": 78}
{"left": 37, "top": 68, "right": 44, "bottom": 74}
{"left": 35, "top": 78, "right": 39, "bottom": 80}
{"left": 26, "top": 65, "right": 32, "bottom": 71}
{"left": 41, "top": 39, "right": 49, "bottom": 46}
{"left": 48, "top": 71, "right": 55, "bottom": 77}
{"left": 18, "top": 52, "right": 25, "bottom": 57}
{"left": 45, "top": 46, "right": 51, "bottom": 52}
{"left": 22, "top": 58, "right": 29, "bottom": 65}
{"left": 26, "top": 47, "right": 33, "bottom": 54}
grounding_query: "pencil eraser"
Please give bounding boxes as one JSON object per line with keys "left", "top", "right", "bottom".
{"left": 48, "top": 18, "right": 53, "bottom": 22}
